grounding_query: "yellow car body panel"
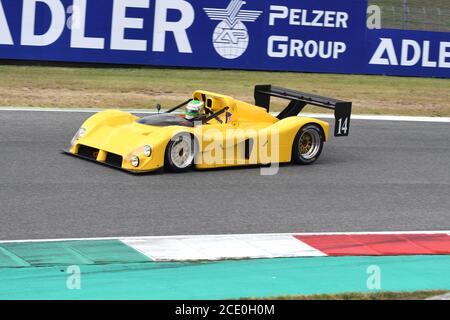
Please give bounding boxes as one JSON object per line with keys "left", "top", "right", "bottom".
{"left": 67, "top": 86, "right": 349, "bottom": 173}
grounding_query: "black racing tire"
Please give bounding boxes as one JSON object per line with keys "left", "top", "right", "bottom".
{"left": 291, "top": 124, "right": 324, "bottom": 165}
{"left": 164, "top": 133, "right": 196, "bottom": 172}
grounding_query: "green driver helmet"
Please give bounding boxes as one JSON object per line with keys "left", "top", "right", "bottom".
{"left": 185, "top": 100, "right": 204, "bottom": 120}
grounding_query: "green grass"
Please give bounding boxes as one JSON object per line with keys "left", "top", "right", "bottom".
{"left": 1, "top": 65, "right": 449, "bottom": 116}
{"left": 254, "top": 290, "right": 448, "bottom": 300}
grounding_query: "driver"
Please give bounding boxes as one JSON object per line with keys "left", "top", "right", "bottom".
{"left": 184, "top": 100, "right": 204, "bottom": 120}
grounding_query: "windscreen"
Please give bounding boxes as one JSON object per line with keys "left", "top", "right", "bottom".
{"left": 137, "top": 114, "right": 193, "bottom": 127}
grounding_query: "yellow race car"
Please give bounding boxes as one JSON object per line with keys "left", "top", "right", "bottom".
{"left": 66, "top": 85, "right": 352, "bottom": 173}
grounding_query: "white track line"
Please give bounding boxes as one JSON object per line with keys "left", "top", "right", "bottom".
{"left": 297, "top": 113, "right": 450, "bottom": 123}
{"left": 0, "top": 107, "right": 147, "bottom": 113}
{"left": 0, "top": 230, "right": 449, "bottom": 244}
{"left": 1, "top": 107, "right": 450, "bottom": 123}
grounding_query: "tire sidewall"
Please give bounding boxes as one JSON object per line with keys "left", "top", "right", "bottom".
{"left": 292, "top": 124, "right": 324, "bottom": 165}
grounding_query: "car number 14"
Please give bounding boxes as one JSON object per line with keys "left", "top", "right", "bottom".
{"left": 337, "top": 117, "right": 349, "bottom": 135}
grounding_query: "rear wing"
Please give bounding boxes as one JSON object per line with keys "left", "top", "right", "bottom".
{"left": 254, "top": 85, "right": 352, "bottom": 137}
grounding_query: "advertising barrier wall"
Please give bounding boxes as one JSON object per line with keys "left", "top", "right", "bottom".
{"left": 367, "top": 28, "right": 450, "bottom": 78}
{"left": 0, "top": 0, "right": 449, "bottom": 78}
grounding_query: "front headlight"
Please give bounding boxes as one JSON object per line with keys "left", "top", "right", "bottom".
{"left": 131, "top": 156, "right": 140, "bottom": 167}
{"left": 143, "top": 145, "right": 152, "bottom": 157}
{"left": 71, "top": 127, "right": 86, "bottom": 146}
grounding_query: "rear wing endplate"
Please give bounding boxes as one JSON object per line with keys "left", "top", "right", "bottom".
{"left": 254, "top": 85, "right": 352, "bottom": 137}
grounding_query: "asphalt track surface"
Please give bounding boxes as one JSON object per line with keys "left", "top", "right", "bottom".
{"left": 0, "top": 111, "right": 449, "bottom": 240}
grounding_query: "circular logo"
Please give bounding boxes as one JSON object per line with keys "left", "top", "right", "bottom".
{"left": 212, "top": 21, "right": 249, "bottom": 60}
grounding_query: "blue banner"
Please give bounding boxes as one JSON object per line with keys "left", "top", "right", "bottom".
{"left": 0, "top": 0, "right": 449, "bottom": 78}
{"left": 366, "top": 28, "right": 450, "bottom": 78}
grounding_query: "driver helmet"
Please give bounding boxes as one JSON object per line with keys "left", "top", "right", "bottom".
{"left": 185, "top": 100, "right": 204, "bottom": 120}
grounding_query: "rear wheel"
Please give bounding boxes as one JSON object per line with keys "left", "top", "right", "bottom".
{"left": 292, "top": 124, "right": 324, "bottom": 165}
{"left": 164, "top": 133, "right": 195, "bottom": 172}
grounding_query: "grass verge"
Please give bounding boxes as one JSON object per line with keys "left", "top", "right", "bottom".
{"left": 252, "top": 290, "right": 448, "bottom": 300}
{"left": 1, "top": 64, "right": 449, "bottom": 116}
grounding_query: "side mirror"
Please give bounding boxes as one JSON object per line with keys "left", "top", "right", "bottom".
{"left": 156, "top": 104, "right": 161, "bottom": 113}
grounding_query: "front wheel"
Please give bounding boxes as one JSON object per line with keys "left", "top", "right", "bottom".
{"left": 164, "top": 133, "right": 196, "bottom": 172}
{"left": 292, "top": 124, "right": 324, "bottom": 165}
